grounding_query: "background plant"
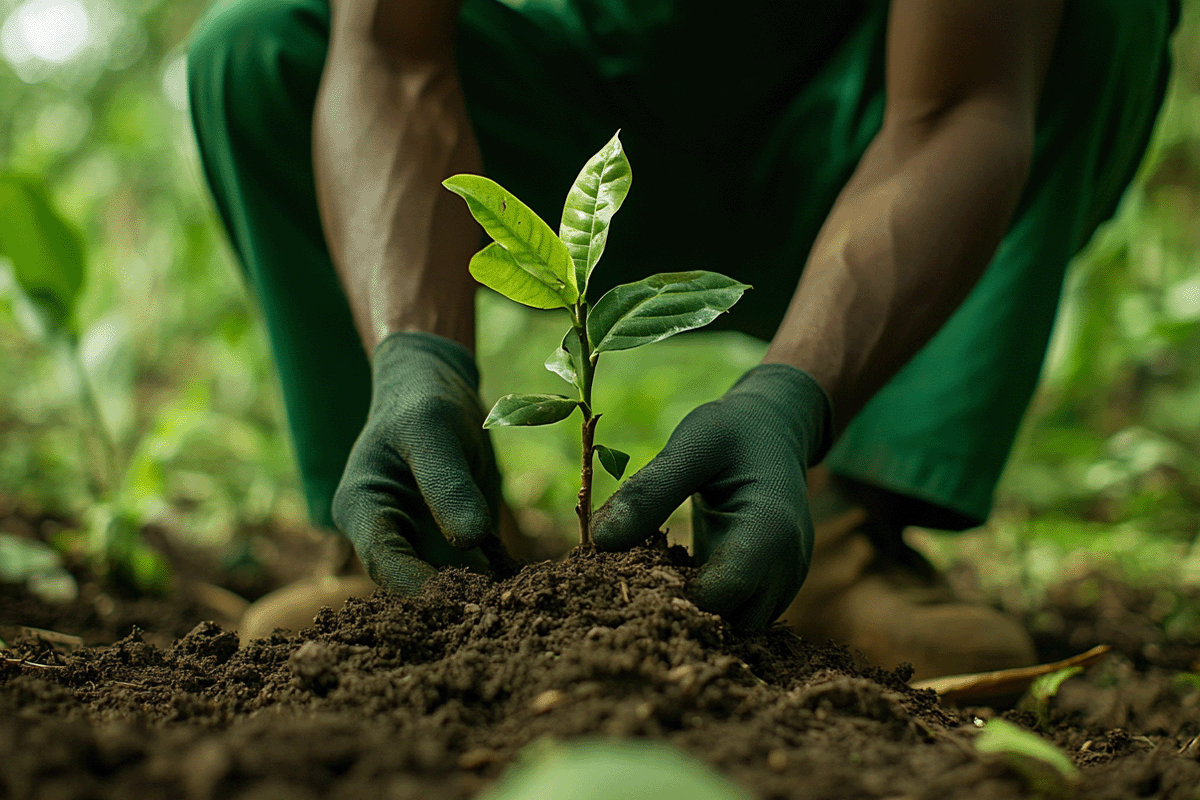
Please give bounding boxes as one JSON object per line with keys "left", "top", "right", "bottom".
{"left": 0, "top": 170, "right": 170, "bottom": 592}
{"left": 444, "top": 132, "right": 747, "bottom": 544}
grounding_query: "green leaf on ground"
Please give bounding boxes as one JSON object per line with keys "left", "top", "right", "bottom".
{"left": 444, "top": 174, "right": 577, "bottom": 307}
{"left": 0, "top": 174, "right": 86, "bottom": 336}
{"left": 975, "top": 718, "right": 1078, "bottom": 791}
{"left": 485, "top": 740, "right": 750, "bottom": 800}
{"left": 484, "top": 393, "right": 579, "bottom": 428}
{"left": 545, "top": 330, "right": 586, "bottom": 395}
{"left": 559, "top": 130, "right": 632, "bottom": 295}
{"left": 587, "top": 271, "right": 750, "bottom": 353}
{"left": 594, "top": 445, "right": 630, "bottom": 480}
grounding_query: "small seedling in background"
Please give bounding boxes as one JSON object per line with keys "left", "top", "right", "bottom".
{"left": 1021, "top": 665, "right": 1083, "bottom": 732}
{"left": 974, "top": 718, "right": 1079, "bottom": 796}
{"left": 0, "top": 173, "right": 170, "bottom": 594}
{"left": 445, "top": 131, "right": 749, "bottom": 545}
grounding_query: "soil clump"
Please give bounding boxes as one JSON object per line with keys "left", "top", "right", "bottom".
{"left": 3, "top": 534, "right": 1200, "bottom": 799}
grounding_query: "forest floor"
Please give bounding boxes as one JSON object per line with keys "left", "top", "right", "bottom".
{"left": 2, "top": 500, "right": 1200, "bottom": 800}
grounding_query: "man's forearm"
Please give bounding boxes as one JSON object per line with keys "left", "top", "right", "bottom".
{"left": 763, "top": 105, "right": 1034, "bottom": 431}
{"left": 314, "top": 3, "right": 480, "bottom": 355}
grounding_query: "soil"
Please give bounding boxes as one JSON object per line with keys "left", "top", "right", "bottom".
{"left": 2, "top": 503, "right": 1200, "bottom": 800}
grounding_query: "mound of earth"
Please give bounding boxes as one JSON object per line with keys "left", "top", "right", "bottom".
{"left": 2, "top": 535, "right": 1199, "bottom": 799}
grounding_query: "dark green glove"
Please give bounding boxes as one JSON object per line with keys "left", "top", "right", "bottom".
{"left": 592, "top": 363, "right": 833, "bottom": 629}
{"left": 332, "top": 332, "right": 502, "bottom": 594}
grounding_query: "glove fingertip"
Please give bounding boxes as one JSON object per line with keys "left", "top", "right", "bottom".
{"left": 591, "top": 497, "right": 649, "bottom": 551}
{"left": 366, "top": 550, "right": 438, "bottom": 596}
{"left": 438, "top": 502, "right": 493, "bottom": 550}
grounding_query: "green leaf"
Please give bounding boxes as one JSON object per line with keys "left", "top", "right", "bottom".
{"left": 0, "top": 174, "right": 86, "bottom": 336}
{"left": 0, "top": 533, "right": 63, "bottom": 582}
{"left": 484, "top": 393, "right": 579, "bottom": 428}
{"left": 559, "top": 130, "right": 632, "bottom": 295}
{"left": 1023, "top": 665, "right": 1084, "bottom": 732}
{"left": 444, "top": 174, "right": 577, "bottom": 307}
{"left": 975, "top": 719, "right": 1078, "bottom": 780}
{"left": 588, "top": 271, "right": 750, "bottom": 353}
{"left": 470, "top": 243, "right": 571, "bottom": 310}
{"left": 594, "top": 445, "right": 630, "bottom": 480}
{"left": 1029, "top": 666, "right": 1083, "bottom": 703}
{"left": 487, "top": 740, "right": 747, "bottom": 800}
{"left": 545, "top": 329, "right": 586, "bottom": 395}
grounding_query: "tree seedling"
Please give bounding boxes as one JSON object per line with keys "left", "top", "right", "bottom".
{"left": 1021, "top": 665, "right": 1083, "bottom": 732}
{"left": 444, "top": 131, "right": 748, "bottom": 545}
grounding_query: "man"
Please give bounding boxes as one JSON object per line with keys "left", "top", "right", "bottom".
{"left": 187, "top": 0, "right": 1178, "bottom": 678}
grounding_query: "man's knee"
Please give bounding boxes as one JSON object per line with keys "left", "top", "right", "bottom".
{"left": 186, "top": 0, "right": 329, "bottom": 138}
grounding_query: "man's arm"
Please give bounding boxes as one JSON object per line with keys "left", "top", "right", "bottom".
{"left": 763, "top": 0, "right": 1064, "bottom": 431}
{"left": 313, "top": 0, "right": 480, "bottom": 354}
{"left": 312, "top": 2, "right": 513, "bottom": 591}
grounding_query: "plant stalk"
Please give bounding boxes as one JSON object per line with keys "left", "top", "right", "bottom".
{"left": 573, "top": 302, "right": 599, "bottom": 545}
{"left": 66, "top": 339, "right": 121, "bottom": 497}
{"left": 576, "top": 412, "right": 599, "bottom": 545}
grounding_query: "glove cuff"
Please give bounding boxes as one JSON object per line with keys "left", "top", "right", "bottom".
{"left": 372, "top": 331, "right": 481, "bottom": 391}
{"left": 731, "top": 363, "right": 834, "bottom": 467}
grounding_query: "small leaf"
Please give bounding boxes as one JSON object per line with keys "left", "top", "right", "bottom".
{"left": 559, "top": 130, "right": 632, "bottom": 295}
{"left": 588, "top": 271, "right": 750, "bottom": 353}
{"left": 544, "top": 329, "right": 586, "bottom": 394}
{"left": 975, "top": 719, "right": 1078, "bottom": 780}
{"left": 0, "top": 174, "right": 86, "bottom": 336}
{"left": 444, "top": 174, "right": 577, "bottom": 306}
{"left": 1029, "top": 666, "right": 1083, "bottom": 703}
{"left": 594, "top": 445, "right": 630, "bottom": 480}
{"left": 470, "top": 243, "right": 570, "bottom": 310}
{"left": 0, "top": 533, "right": 63, "bottom": 582}
{"left": 484, "top": 393, "right": 579, "bottom": 428}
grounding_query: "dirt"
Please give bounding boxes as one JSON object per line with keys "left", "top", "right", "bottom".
{"left": 2, "top": 512, "right": 1200, "bottom": 800}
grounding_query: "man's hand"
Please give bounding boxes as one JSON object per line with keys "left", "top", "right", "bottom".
{"left": 332, "top": 332, "right": 503, "bottom": 593}
{"left": 592, "top": 364, "right": 832, "bottom": 630}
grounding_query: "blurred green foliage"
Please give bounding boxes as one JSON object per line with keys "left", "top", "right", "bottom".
{"left": 0, "top": 0, "right": 1198, "bottom": 601}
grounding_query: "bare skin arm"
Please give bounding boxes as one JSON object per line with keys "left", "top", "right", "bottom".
{"left": 313, "top": 0, "right": 480, "bottom": 355}
{"left": 763, "top": 0, "right": 1064, "bottom": 433}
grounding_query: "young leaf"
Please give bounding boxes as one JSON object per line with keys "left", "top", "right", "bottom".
{"left": 470, "top": 243, "right": 571, "bottom": 310}
{"left": 594, "top": 445, "right": 630, "bottom": 480}
{"left": 484, "top": 393, "right": 579, "bottom": 428}
{"left": 974, "top": 719, "right": 1078, "bottom": 780}
{"left": 544, "top": 330, "right": 586, "bottom": 395}
{"left": 444, "top": 174, "right": 577, "bottom": 306}
{"left": 0, "top": 174, "right": 86, "bottom": 336}
{"left": 588, "top": 271, "right": 750, "bottom": 353}
{"left": 559, "top": 130, "right": 633, "bottom": 294}
{"left": 1029, "top": 665, "right": 1083, "bottom": 703}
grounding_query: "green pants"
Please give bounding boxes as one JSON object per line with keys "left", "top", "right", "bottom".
{"left": 187, "top": 0, "right": 1178, "bottom": 531}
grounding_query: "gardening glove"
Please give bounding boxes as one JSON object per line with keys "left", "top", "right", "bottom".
{"left": 332, "top": 331, "right": 503, "bottom": 594}
{"left": 592, "top": 363, "right": 833, "bottom": 630}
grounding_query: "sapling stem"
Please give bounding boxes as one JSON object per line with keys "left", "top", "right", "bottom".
{"left": 574, "top": 301, "right": 599, "bottom": 545}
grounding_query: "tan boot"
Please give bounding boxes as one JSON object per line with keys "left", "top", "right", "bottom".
{"left": 238, "top": 574, "right": 378, "bottom": 644}
{"left": 782, "top": 469, "right": 1037, "bottom": 681}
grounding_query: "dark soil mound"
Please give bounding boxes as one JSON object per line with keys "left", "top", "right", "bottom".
{"left": 3, "top": 536, "right": 1200, "bottom": 799}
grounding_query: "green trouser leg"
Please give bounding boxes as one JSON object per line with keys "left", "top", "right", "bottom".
{"left": 187, "top": 0, "right": 366, "bottom": 529}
